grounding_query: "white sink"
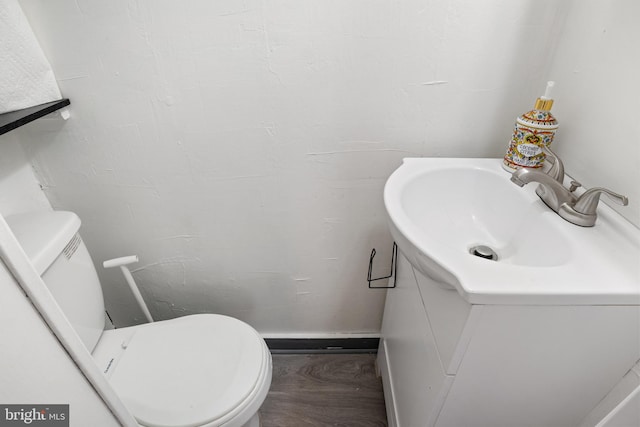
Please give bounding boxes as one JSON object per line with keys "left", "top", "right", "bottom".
{"left": 385, "top": 158, "right": 640, "bottom": 305}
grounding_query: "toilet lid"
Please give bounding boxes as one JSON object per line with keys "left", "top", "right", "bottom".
{"left": 109, "top": 314, "right": 266, "bottom": 427}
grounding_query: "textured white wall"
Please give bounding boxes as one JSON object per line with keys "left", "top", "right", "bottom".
{"left": 0, "top": 133, "right": 52, "bottom": 216}
{"left": 547, "top": 0, "right": 640, "bottom": 227}
{"left": 16, "top": 0, "right": 568, "bottom": 332}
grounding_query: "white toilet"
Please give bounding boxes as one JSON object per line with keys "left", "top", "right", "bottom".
{"left": 6, "top": 210, "right": 272, "bottom": 427}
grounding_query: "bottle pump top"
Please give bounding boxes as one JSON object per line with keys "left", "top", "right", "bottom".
{"left": 534, "top": 81, "right": 555, "bottom": 112}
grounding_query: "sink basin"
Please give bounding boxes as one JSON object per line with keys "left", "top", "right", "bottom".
{"left": 385, "top": 158, "right": 640, "bottom": 304}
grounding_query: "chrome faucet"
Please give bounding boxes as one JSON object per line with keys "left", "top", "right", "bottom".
{"left": 510, "top": 147, "right": 629, "bottom": 227}
{"left": 510, "top": 165, "right": 576, "bottom": 211}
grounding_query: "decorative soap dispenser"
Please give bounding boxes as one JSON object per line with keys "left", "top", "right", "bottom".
{"left": 503, "top": 81, "right": 559, "bottom": 172}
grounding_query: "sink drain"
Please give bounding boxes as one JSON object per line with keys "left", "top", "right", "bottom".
{"left": 469, "top": 245, "right": 498, "bottom": 261}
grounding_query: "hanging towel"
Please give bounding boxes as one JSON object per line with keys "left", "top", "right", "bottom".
{"left": 0, "top": 0, "right": 62, "bottom": 114}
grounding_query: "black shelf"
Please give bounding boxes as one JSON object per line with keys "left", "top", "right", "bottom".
{"left": 0, "top": 98, "right": 70, "bottom": 136}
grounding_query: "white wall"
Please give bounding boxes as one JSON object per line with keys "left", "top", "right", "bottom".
{"left": 16, "top": 0, "right": 569, "bottom": 332}
{"left": 547, "top": 0, "right": 640, "bottom": 227}
{"left": 0, "top": 133, "right": 52, "bottom": 216}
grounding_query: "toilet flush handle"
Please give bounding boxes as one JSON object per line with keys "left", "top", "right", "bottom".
{"left": 103, "top": 255, "right": 139, "bottom": 269}
{"left": 103, "top": 255, "right": 154, "bottom": 323}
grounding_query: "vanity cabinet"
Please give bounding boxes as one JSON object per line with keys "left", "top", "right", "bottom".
{"left": 377, "top": 252, "right": 640, "bottom": 427}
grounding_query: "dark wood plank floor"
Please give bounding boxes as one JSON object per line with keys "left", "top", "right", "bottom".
{"left": 260, "top": 354, "right": 388, "bottom": 427}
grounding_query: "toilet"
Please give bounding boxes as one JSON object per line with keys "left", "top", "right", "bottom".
{"left": 6, "top": 210, "right": 272, "bottom": 427}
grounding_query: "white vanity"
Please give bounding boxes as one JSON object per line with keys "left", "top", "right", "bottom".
{"left": 377, "top": 158, "right": 640, "bottom": 427}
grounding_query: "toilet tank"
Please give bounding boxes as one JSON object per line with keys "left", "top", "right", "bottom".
{"left": 6, "top": 211, "right": 106, "bottom": 353}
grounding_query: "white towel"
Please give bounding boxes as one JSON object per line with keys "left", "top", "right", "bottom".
{"left": 0, "top": 0, "right": 62, "bottom": 114}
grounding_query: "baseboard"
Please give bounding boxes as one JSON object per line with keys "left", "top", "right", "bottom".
{"left": 261, "top": 332, "right": 380, "bottom": 339}
{"left": 265, "top": 338, "right": 380, "bottom": 354}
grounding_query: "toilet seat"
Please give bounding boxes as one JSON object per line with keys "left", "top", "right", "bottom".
{"left": 92, "top": 314, "right": 271, "bottom": 427}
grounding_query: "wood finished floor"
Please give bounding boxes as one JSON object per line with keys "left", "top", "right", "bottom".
{"left": 260, "top": 354, "right": 388, "bottom": 427}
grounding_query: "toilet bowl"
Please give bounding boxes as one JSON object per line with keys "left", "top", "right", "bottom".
{"left": 93, "top": 315, "right": 272, "bottom": 427}
{"left": 6, "top": 211, "right": 272, "bottom": 427}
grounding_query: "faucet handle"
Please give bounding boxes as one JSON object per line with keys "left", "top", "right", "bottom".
{"left": 573, "top": 187, "right": 629, "bottom": 216}
{"left": 542, "top": 146, "right": 564, "bottom": 183}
